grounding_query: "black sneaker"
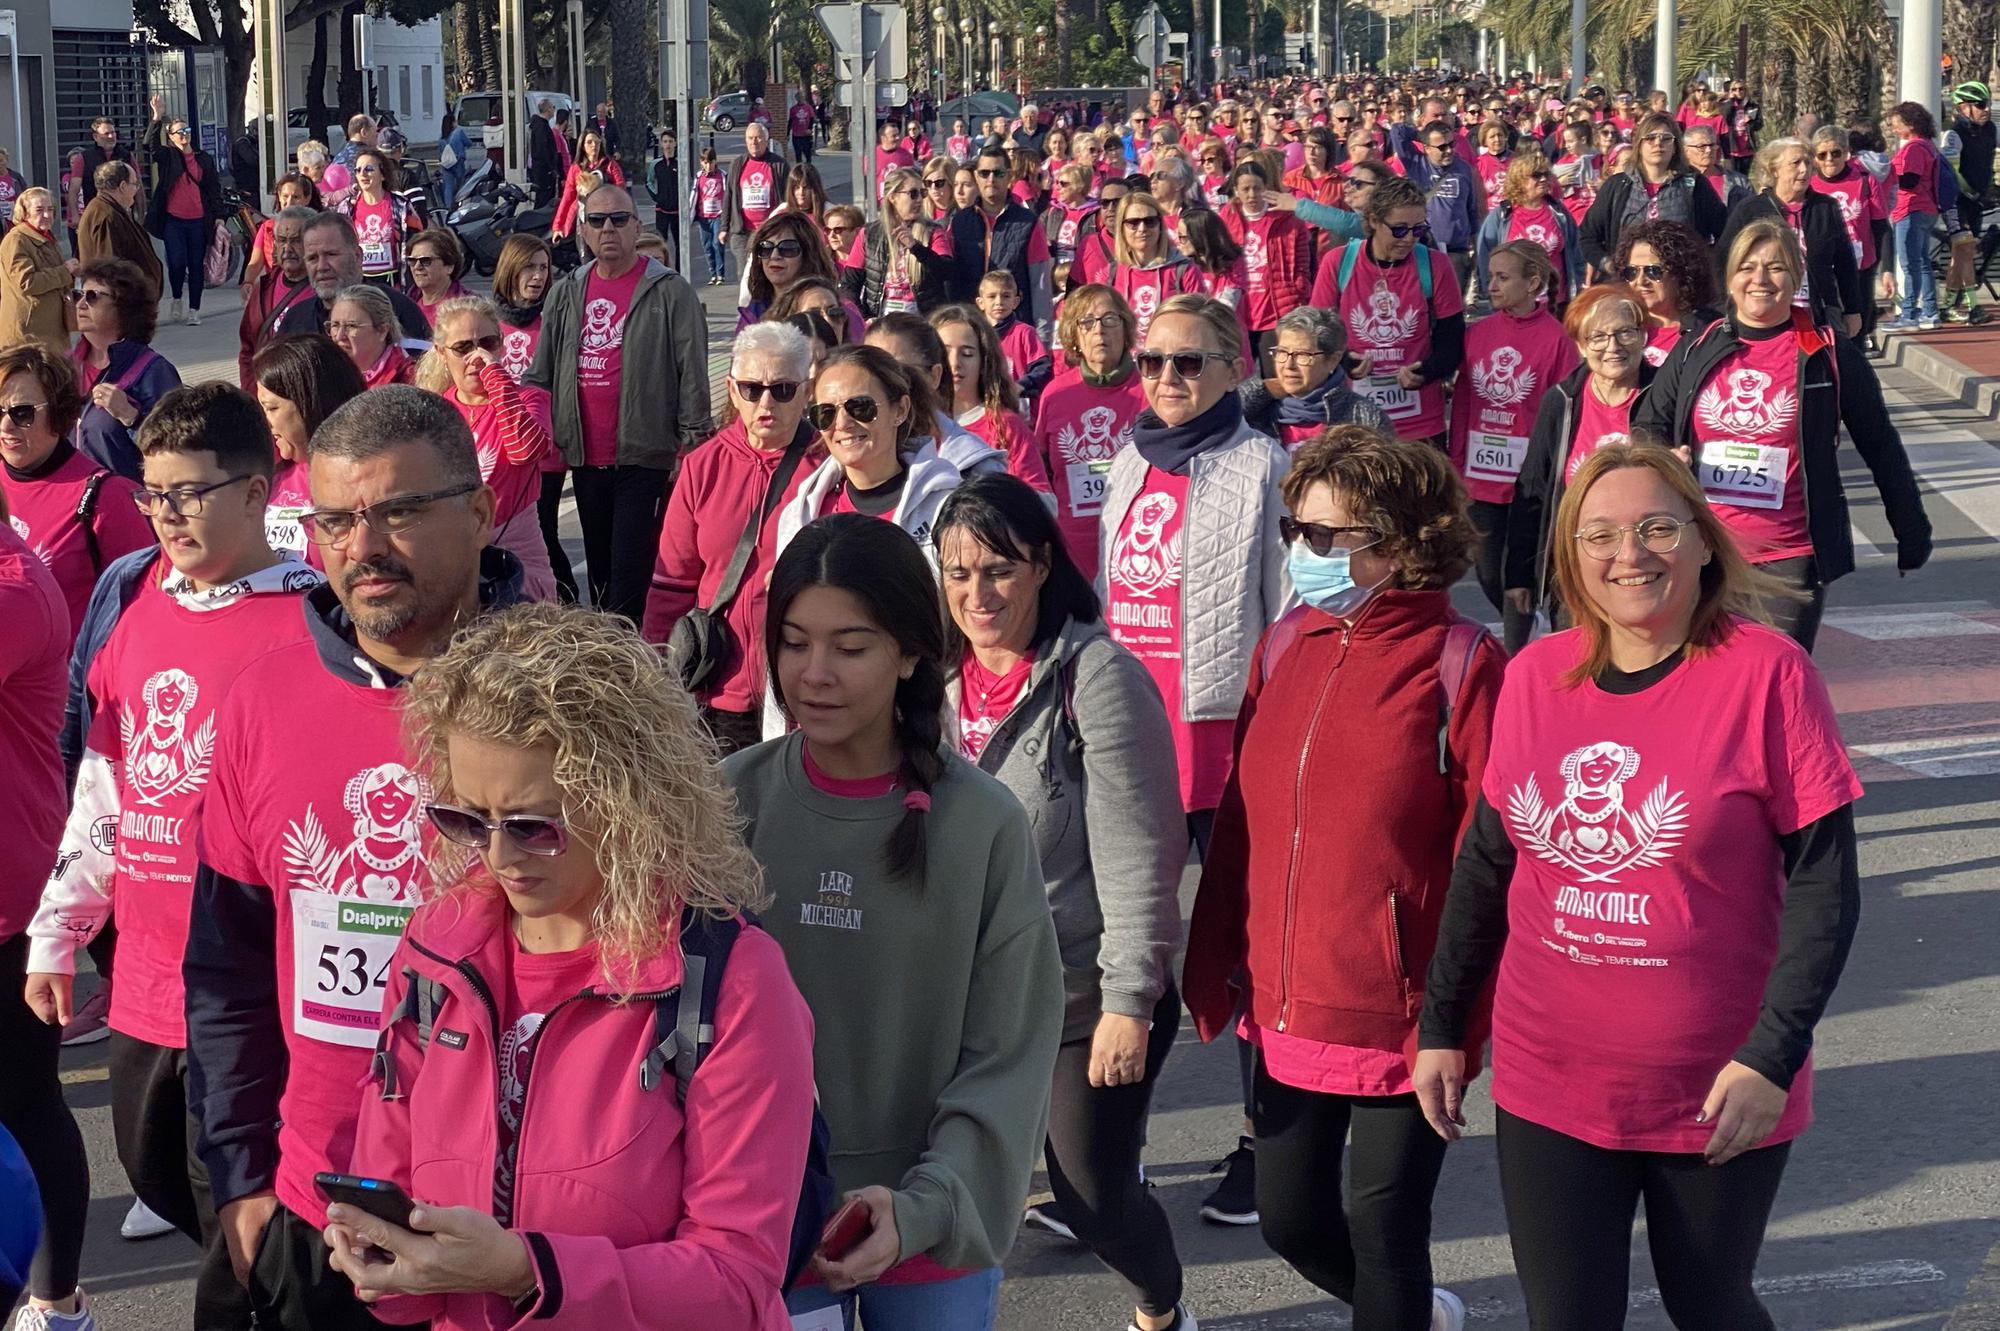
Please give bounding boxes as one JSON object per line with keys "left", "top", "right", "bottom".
{"left": 1022, "top": 1198, "right": 1078, "bottom": 1242}
{"left": 1198, "top": 1136, "right": 1259, "bottom": 1225}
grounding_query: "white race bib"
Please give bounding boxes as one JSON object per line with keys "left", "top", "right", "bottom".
{"left": 1466, "top": 431, "right": 1530, "bottom": 482}
{"left": 360, "top": 239, "right": 392, "bottom": 272}
{"left": 291, "top": 892, "right": 412, "bottom": 1047}
{"left": 1359, "top": 373, "right": 1420, "bottom": 420}
{"left": 1065, "top": 459, "right": 1112, "bottom": 516}
{"left": 266, "top": 505, "right": 307, "bottom": 557}
{"left": 1698, "top": 439, "right": 1788, "bottom": 510}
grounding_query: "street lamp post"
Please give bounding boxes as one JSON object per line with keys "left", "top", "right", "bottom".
{"left": 960, "top": 16, "right": 973, "bottom": 99}
{"left": 932, "top": 5, "right": 947, "bottom": 104}
{"left": 988, "top": 20, "right": 1001, "bottom": 90}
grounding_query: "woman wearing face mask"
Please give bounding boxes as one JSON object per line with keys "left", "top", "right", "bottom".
{"left": 1308, "top": 176, "right": 1466, "bottom": 446}
{"left": 1415, "top": 445, "right": 1863, "bottom": 1331}
{"left": 1219, "top": 161, "right": 1313, "bottom": 366}
{"left": 1579, "top": 114, "right": 1726, "bottom": 283}
{"left": 1237, "top": 305, "right": 1389, "bottom": 448}
{"left": 1632, "top": 221, "right": 1930, "bottom": 650}
{"left": 1608, "top": 219, "right": 1720, "bottom": 368}
{"left": 727, "top": 513, "right": 1063, "bottom": 1331}
{"left": 1183, "top": 426, "right": 1501, "bottom": 1331}
{"left": 251, "top": 333, "right": 364, "bottom": 561}
{"left": 1031, "top": 286, "right": 1147, "bottom": 576}
{"left": 1713, "top": 138, "right": 1861, "bottom": 336}
{"left": 1806, "top": 127, "right": 1888, "bottom": 347}
{"left": 1450, "top": 242, "right": 1580, "bottom": 654}
{"left": 931, "top": 473, "right": 1193, "bottom": 1331}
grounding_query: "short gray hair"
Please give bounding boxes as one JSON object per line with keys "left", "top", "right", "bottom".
{"left": 274, "top": 204, "right": 317, "bottom": 228}
{"left": 331, "top": 283, "right": 397, "bottom": 336}
{"left": 1150, "top": 151, "right": 1195, "bottom": 194}
{"left": 1751, "top": 136, "right": 1807, "bottom": 191}
{"left": 732, "top": 322, "right": 811, "bottom": 381}
{"left": 309, "top": 384, "right": 480, "bottom": 489}
{"left": 1810, "top": 124, "right": 1849, "bottom": 154}
{"left": 1273, "top": 305, "right": 1346, "bottom": 358}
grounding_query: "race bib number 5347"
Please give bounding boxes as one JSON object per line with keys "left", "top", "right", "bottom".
{"left": 291, "top": 892, "right": 411, "bottom": 1047}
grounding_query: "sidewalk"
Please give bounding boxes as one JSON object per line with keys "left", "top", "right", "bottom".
{"left": 1877, "top": 323, "right": 2000, "bottom": 422}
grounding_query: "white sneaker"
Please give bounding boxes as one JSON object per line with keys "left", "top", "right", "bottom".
{"left": 1431, "top": 1288, "right": 1466, "bottom": 1331}
{"left": 11, "top": 1289, "right": 95, "bottom": 1330}
{"left": 120, "top": 1198, "right": 175, "bottom": 1240}
{"left": 185, "top": 308, "right": 201, "bottom": 326}
{"left": 1126, "top": 1307, "right": 1197, "bottom": 1331}
{"left": 168, "top": 299, "right": 183, "bottom": 324}
{"left": 1916, "top": 317, "right": 1940, "bottom": 330}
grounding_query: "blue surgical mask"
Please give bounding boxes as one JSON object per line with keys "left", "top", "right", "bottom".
{"left": 1287, "top": 539, "right": 1385, "bottom": 618}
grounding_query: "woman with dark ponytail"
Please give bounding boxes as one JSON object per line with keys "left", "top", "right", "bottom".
{"left": 723, "top": 512, "right": 1064, "bottom": 1331}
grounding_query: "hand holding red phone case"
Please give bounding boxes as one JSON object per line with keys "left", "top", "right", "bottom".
{"left": 816, "top": 1197, "right": 872, "bottom": 1261}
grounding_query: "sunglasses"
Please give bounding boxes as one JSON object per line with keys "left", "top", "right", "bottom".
{"left": 583, "top": 210, "right": 634, "bottom": 228}
{"left": 407, "top": 255, "right": 445, "bottom": 267}
{"left": 427, "top": 803, "right": 570, "bottom": 857}
{"left": 1123, "top": 216, "right": 1161, "bottom": 229}
{"left": 809, "top": 395, "right": 884, "bottom": 429}
{"left": 734, "top": 378, "right": 802, "bottom": 403}
{"left": 925, "top": 177, "right": 949, "bottom": 187}
{"left": 1136, "top": 350, "right": 1231, "bottom": 380}
{"left": 444, "top": 334, "right": 505, "bottom": 356}
{"left": 1814, "top": 150, "right": 1846, "bottom": 160}
{"left": 1640, "top": 132, "right": 1677, "bottom": 145}
{"left": 1278, "top": 516, "right": 1379, "bottom": 556}
{"left": 975, "top": 168, "right": 1006, "bottom": 178}
{"left": 1620, "top": 263, "right": 1667, "bottom": 282}
{"left": 0, "top": 401, "right": 46, "bottom": 427}
{"left": 73, "top": 287, "right": 110, "bottom": 306}
{"left": 1383, "top": 221, "right": 1432, "bottom": 240}
{"left": 754, "top": 238, "right": 805, "bottom": 258}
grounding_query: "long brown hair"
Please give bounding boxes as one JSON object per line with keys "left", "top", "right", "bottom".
{"left": 745, "top": 211, "right": 841, "bottom": 307}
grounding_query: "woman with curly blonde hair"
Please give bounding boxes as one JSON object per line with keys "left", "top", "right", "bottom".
{"left": 332, "top": 603, "right": 817, "bottom": 1331}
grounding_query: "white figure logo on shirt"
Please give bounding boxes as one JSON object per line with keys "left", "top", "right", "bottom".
{"left": 356, "top": 212, "right": 391, "bottom": 246}
{"left": 1108, "top": 492, "right": 1182, "bottom": 597}
{"left": 1242, "top": 228, "right": 1267, "bottom": 275}
{"left": 1055, "top": 404, "right": 1129, "bottom": 465}
{"left": 498, "top": 1012, "right": 547, "bottom": 1133}
{"left": 281, "top": 762, "right": 430, "bottom": 902}
{"left": 1695, "top": 368, "right": 1797, "bottom": 439}
{"left": 1130, "top": 281, "right": 1162, "bottom": 332}
{"left": 9, "top": 513, "right": 30, "bottom": 542}
{"left": 501, "top": 329, "right": 533, "bottom": 380}
{"left": 1472, "top": 346, "right": 1536, "bottom": 408}
{"left": 121, "top": 669, "right": 215, "bottom": 807}
{"left": 1522, "top": 221, "right": 1558, "bottom": 251}
{"left": 1348, "top": 279, "right": 1420, "bottom": 348}
{"left": 1829, "top": 187, "right": 1862, "bottom": 230}
{"left": 1507, "top": 741, "right": 1688, "bottom": 883}
{"left": 579, "top": 297, "right": 625, "bottom": 355}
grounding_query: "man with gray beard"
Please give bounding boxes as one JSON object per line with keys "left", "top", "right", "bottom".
{"left": 275, "top": 212, "right": 430, "bottom": 342}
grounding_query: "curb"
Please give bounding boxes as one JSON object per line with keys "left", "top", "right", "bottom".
{"left": 1947, "top": 1238, "right": 2000, "bottom": 1330}
{"left": 1872, "top": 332, "right": 2000, "bottom": 422}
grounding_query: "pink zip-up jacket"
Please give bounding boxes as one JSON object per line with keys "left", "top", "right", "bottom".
{"left": 347, "top": 885, "right": 817, "bottom": 1331}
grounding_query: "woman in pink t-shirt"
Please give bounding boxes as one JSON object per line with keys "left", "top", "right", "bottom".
{"left": 1883, "top": 101, "right": 1943, "bottom": 327}
{"left": 1415, "top": 443, "right": 1863, "bottom": 1331}
{"left": 1808, "top": 126, "right": 1888, "bottom": 343}
{"left": 930, "top": 304, "right": 1052, "bottom": 494}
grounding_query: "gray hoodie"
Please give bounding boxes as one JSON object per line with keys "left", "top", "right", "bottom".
{"left": 945, "top": 617, "right": 1187, "bottom": 1042}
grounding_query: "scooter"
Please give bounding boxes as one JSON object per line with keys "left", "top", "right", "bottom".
{"left": 452, "top": 182, "right": 576, "bottom": 275}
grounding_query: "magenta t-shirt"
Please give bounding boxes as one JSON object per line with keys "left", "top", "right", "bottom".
{"left": 1566, "top": 379, "right": 1638, "bottom": 481}
{"left": 493, "top": 938, "right": 600, "bottom": 1225}
{"left": 3, "top": 449, "right": 154, "bottom": 646}
{"left": 1237, "top": 211, "right": 1279, "bottom": 332}
{"left": 1890, "top": 137, "right": 1940, "bottom": 220}
{"left": 955, "top": 646, "right": 1035, "bottom": 760}
{"left": 500, "top": 315, "right": 542, "bottom": 384}
{"left": 1324, "top": 243, "right": 1466, "bottom": 439}
{"left": 1506, "top": 203, "right": 1569, "bottom": 294}
{"left": 1689, "top": 331, "right": 1814, "bottom": 563}
{"left": 694, "top": 171, "right": 727, "bottom": 219}
{"left": 1811, "top": 167, "right": 1882, "bottom": 268}
{"left": 1032, "top": 371, "right": 1147, "bottom": 577}
{"left": 198, "top": 637, "right": 428, "bottom": 1223}
{"left": 0, "top": 525, "right": 67, "bottom": 941}
{"left": 576, "top": 263, "right": 646, "bottom": 467}
{"left": 1449, "top": 308, "right": 1578, "bottom": 505}
{"left": 1483, "top": 623, "right": 1861, "bottom": 1152}
{"left": 351, "top": 196, "right": 399, "bottom": 276}
{"left": 787, "top": 103, "right": 815, "bottom": 138}
{"left": 1104, "top": 467, "right": 1233, "bottom": 812}
{"left": 738, "top": 158, "right": 777, "bottom": 229}
{"left": 85, "top": 568, "right": 313, "bottom": 1047}
{"left": 1644, "top": 321, "right": 1683, "bottom": 369}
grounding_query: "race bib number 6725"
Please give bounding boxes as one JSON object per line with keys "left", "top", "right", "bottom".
{"left": 1697, "top": 439, "right": 1787, "bottom": 510}
{"left": 291, "top": 892, "right": 411, "bottom": 1047}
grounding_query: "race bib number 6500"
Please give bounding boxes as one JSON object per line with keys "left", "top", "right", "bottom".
{"left": 291, "top": 893, "right": 411, "bottom": 1047}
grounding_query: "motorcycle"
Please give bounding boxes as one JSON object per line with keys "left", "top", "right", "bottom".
{"left": 451, "top": 182, "right": 578, "bottom": 276}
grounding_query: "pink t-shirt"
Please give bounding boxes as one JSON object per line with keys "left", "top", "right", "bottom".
{"left": 1044, "top": 202, "right": 1099, "bottom": 262}
{"left": 1890, "top": 137, "right": 1940, "bottom": 220}
{"left": 956, "top": 647, "right": 1035, "bottom": 760}
{"left": 1566, "top": 379, "right": 1638, "bottom": 481}
{"left": 84, "top": 568, "right": 313, "bottom": 1047}
{"left": 995, "top": 321, "right": 1046, "bottom": 381}
{"left": 1104, "top": 467, "right": 1234, "bottom": 812}
{"left": 694, "top": 171, "right": 727, "bottom": 219}
{"left": 1449, "top": 308, "right": 1578, "bottom": 505}
{"left": 1810, "top": 167, "right": 1883, "bottom": 269}
{"left": 787, "top": 103, "right": 815, "bottom": 138}
{"left": 1475, "top": 151, "right": 1509, "bottom": 195}
{"left": 1113, "top": 261, "right": 1203, "bottom": 343}
{"left": 198, "top": 638, "right": 428, "bottom": 1224}
{"left": 959, "top": 405, "right": 1052, "bottom": 494}
{"left": 3, "top": 449, "right": 154, "bottom": 646}
{"left": 500, "top": 315, "right": 542, "bottom": 384}
{"left": 1239, "top": 1015, "right": 1414, "bottom": 1097}
{"left": 1688, "top": 330, "right": 1814, "bottom": 563}
{"left": 1482, "top": 623, "right": 1861, "bottom": 1152}
{"left": 453, "top": 378, "right": 552, "bottom": 524}
{"left": 1237, "top": 211, "right": 1279, "bottom": 332}
{"left": 577, "top": 263, "right": 646, "bottom": 467}
{"left": 351, "top": 196, "right": 399, "bottom": 276}
{"left": 0, "top": 525, "right": 67, "bottom": 941}
{"left": 493, "top": 938, "right": 600, "bottom": 1226}
{"left": 738, "top": 158, "right": 778, "bottom": 229}
{"left": 265, "top": 463, "right": 314, "bottom": 562}
{"left": 1032, "top": 371, "right": 1148, "bottom": 576}
{"left": 1644, "top": 320, "right": 1683, "bottom": 368}
{"left": 1506, "top": 203, "right": 1569, "bottom": 295}
{"left": 1322, "top": 242, "right": 1465, "bottom": 440}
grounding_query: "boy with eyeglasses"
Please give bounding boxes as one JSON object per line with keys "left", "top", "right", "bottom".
{"left": 26, "top": 384, "right": 323, "bottom": 1331}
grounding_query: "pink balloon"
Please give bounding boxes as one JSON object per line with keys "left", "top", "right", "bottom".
{"left": 321, "top": 162, "right": 352, "bottom": 193}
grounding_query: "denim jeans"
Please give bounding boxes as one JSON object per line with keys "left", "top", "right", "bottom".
{"left": 1893, "top": 212, "right": 1938, "bottom": 320}
{"left": 697, "top": 216, "right": 725, "bottom": 280}
{"left": 783, "top": 1267, "right": 1002, "bottom": 1331}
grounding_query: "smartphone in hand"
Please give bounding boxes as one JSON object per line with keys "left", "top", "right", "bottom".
{"left": 817, "top": 1197, "right": 872, "bottom": 1262}
{"left": 314, "top": 1172, "right": 418, "bottom": 1229}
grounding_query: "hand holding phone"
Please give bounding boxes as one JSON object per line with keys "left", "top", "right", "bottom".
{"left": 817, "top": 1197, "right": 871, "bottom": 1261}
{"left": 315, "top": 1172, "right": 417, "bottom": 1229}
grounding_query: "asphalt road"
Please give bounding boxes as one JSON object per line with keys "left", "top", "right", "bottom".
{"left": 31, "top": 155, "right": 2000, "bottom": 1330}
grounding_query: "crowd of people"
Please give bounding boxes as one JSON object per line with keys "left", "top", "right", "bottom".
{"left": 0, "top": 59, "right": 1980, "bottom": 1331}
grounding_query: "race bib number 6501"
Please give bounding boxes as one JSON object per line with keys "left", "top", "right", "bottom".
{"left": 291, "top": 892, "right": 411, "bottom": 1047}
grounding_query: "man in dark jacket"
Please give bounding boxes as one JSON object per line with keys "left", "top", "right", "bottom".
{"left": 78, "top": 161, "right": 164, "bottom": 299}
{"left": 941, "top": 145, "right": 1054, "bottom": 343}
{"left": 276, "top": 212, "right": 430, "bottom": 341}
{"left": 529, "top": 99, "right": 562, "bottom": 206}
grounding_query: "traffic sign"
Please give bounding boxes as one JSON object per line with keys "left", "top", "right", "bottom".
{"left": 1133, "top": 3, "right": 1171, "bottom": 71}
{"left": 815, "top": 3, "right": 909, "bottom": 81}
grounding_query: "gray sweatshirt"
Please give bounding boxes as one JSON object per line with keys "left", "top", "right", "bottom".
{"left": 945, "top": 618, "right": 1188, "bottom": 1043}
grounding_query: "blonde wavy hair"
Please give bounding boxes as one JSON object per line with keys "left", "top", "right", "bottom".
{"left": 416, "top": 295, "right": 500, "bottom": 391}
{"left": 404, "top": 604, "right": 768, "bottom": 986}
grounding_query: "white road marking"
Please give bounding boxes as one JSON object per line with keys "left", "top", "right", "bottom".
{"left": 1823, "top": 608, "right": 2000, "bottom": 640}
{"left": 1851, "top": 733, "right": 2000, "bottom": 779}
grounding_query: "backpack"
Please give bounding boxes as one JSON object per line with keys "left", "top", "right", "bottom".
{"left": 1258, "top": 606, "right": 1487, "bottom": 775}
{"left": 379, "top": 908, "right": 836, "bottom": 1291}
{"left": 1335, "top": 238, "right": 1434, "bottom": 303}
{"left": 1936, "top": 146, "right": 1962, "bottom": 213}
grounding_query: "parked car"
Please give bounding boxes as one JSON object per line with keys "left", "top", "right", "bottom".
{"left": 702, "top": 91, "right": 766, "bottom": 133}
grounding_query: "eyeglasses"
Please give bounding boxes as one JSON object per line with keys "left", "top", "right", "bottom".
{"left": 0, "top": 401, "right": 47, "bottom": 428}
{"left": 299, "top": 482, "right": 481, "bottom": 545}
{"left": 1122, "top": 216, "right": 1161, "bottom": 229}
{"left": 1684, "top": 141, "right": 1716, "bottom": 152}
{"left": 1814, "top": 150, "right": 1846, "bottom": 160}
{"left": 427, "top": 803, "right": 570, "bottom": 857}
{"left": 1575, "top": 516, "right": 1691, "bottom": 559}
{"left": 924, "top": 177, "right": 949, "bottom": 188}
{"left": 733, "top": 378, "right": 802, "bottom": 403}
{"left": 443, "top": 334, "right": 505, "bottom": 356}
{"left": 809, "top": 395, "right": 884, "bottom": 429}
{"left": 325, "top": 321, "right": 377, "bottom": 338}
{"left": 1383, "top": 221, "right": 1432, "bottom": 240}
{"left": 407, "top": 255, "right": 444, "bottom": 268}
{"left": 1583, "top": 325, "right": 1645, "bottom": 349}
{"left": 975, "top": 168, "right": 1006, "bottom": 178}
{"left": 73, "top": 287, "right": 111, "bottom": 306}
{"left": 1136, "top": 350, "right": 1232, "bottom": 381}
{"left": 132, "top": 474, "right": 253, "bottom": 518}
{"left": 1640, "top": 132, "right": 1677, "bottom": 145}
{"left": 754, "top": 238, "right": 804, "bottom": 259}
{"left": 1074, "top": 313, "right": 1121, "bottom": 331}
{"left": 1271, "top": 348, "right": 1329, "bottom": 368}
{"left": 169, "top": 127, "right": 190, "bottom": 138}
{"left": 1619, "top": 264, "right": 1666, "bottom": 282}
{"left": 1426, "top": 141, "right": 1454, "bottom": 154}
{"left": 1279, "top": 517, "right": 1379, "bottom": 556}
{"left": 584, "top": 210, "right": 634, "bottom": 229}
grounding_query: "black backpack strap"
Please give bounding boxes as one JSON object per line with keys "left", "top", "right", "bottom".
{"left": 75, "top": 471, "right": 109, "bottom": 578}
{"left": 640, "top": 909, "right": 744, "bottom": 1103}
{"left": 373, "top": 968, "right": 445, "bottom": 1100}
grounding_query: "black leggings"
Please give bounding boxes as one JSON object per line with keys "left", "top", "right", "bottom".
{"left": 1043, "top": 988, "right": 1185, "bottom": 1316}
{"left": 1496, "top": 1107, "right": 1791, "bottom": 1330}
{"left": 1469, "top": 498, "right": 1533, "bottom": 653}
{"left": 1756, "top": 555, "right": 1826, "bottom": 653}
{"left": 1253, "top": 1060, "right": 1448, "bottom": 1330}
{"left": 535, "top": 471, "right": 580, "bottom": 604}
{"left": 0, "top": 930, "right": 90, "bottom": 1301}
{"left": 568, "top": 463, "right": 670, "bottom": 625}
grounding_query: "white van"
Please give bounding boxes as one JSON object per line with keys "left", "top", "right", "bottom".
{"left": 454, "top": 90, "right": 577, "bottom": 150}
